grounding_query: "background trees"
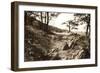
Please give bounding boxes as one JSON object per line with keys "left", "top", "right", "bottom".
{"left": 25, "top": 11, "right": 60, "bottom": 32}
{"left": 24, "top": 11, "right": 91, "bottom": 61}
{"left": 74, "top": 14, "right": 91, "bottom": 36}
{"left": 62, "top": 13, "right": 90, "bottom": 37}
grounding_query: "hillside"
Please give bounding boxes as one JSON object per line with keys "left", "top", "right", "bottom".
{"left": 24, "top": 18, "right": 90, "bottom": 61}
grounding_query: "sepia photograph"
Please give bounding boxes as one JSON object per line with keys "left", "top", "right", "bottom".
{"left": 24, "top": 11, "right": 91, "bottom": 62}
{"left": 11, "top": 2, "right": 97, "bottom": 71}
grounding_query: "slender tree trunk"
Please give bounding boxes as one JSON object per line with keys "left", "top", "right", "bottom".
{"left": 86, "top": 14, "right": 90, "bottom": 37}
{"left": 47, "top": 12, "right": 49, "bottom": 25}
{"left": 40, "top": 12, "right": 43, "bottom": 23}
{"left": 86, "top": 24, "right": 88, "bottom": 36}
{"left": 45, "top": 12, "right": 47, "bottom": 24}
{"left": 86, "top": 21, "right": 90, "bottom": 36}
{"left": 69, "top": 23, "right": 71, "bottom": 32}
{"left": 40, "top": 12, "right": 43, "bottom": 29}
{"left": 46, "top": 12, "right": 49, "bottom": 31}
{"left": 86, "top": 23, "right": 90, "bottom": 37}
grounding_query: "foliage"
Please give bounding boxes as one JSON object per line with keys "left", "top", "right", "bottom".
{"left": 24, "top": 11, "right": 90, "bottom": 61}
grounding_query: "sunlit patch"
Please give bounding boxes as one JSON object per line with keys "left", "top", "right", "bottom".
{"left": 49, "top": 13, "right": 74, "bottom": 29}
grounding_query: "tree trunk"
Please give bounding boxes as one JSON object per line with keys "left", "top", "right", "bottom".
{"left": 40, "top": 12, "right": 43, "bottom": 23}
{"left": 86, "top": 14, "right": 90, "bottom": 37}
{"left": 40, "top": 12, "right": 43, "bottom": 29}
{"left": 46, "top": 12, "right": 49, "bottom": 31}
{"left": 45, "top": 12, "right": 47, "bottom": 24}
{"left": 46, "top": 12, "right": 49, "bottom": 25}
{"left": 69, "top": 23, "right": 71, "bottom": 32}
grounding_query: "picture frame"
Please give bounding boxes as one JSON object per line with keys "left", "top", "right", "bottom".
{"left": 11, "top": 1, "right": 98, "bottom": 71}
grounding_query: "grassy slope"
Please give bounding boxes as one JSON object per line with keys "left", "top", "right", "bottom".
{"left": 24, "top": 18, "right": 90, "bottom": 61}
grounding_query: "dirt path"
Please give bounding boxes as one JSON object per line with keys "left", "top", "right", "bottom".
{"left": 48, "top": 32, "right": 85, "bottom": 60}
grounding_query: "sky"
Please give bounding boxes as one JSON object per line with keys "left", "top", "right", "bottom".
{"left": 49, "top": 13, "right": 74, "bottom": 29}
{"left": 49, "top": 13, "right": 87, "bottom": 33}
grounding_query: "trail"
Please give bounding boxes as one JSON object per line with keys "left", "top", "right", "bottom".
{"left": 48, "top": 31, "right": 85, "bottom": 60}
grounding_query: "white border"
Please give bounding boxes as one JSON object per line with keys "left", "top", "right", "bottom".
{"left": 18, "top": 5, "right": 96, "bottom": 68}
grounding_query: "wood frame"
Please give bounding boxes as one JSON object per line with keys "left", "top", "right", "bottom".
{"left": 11, "top": 1, "right": 98, "bottom": 71}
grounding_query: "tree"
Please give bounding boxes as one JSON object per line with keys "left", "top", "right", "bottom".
{"left": 41, "top": 12, "right": 50, "bottom": 31}
{"left": 64, "top": 20, "right": 78, "bottom": 32}
{"left": 68, "top": 21, "right": 71, "bottom": 32}
{"left": 40, "top": 12, "right": 43, "bottom": 23}
{"left": 45, "top": 12, "right": 49, "bottom": 31}
{"left": 25, "top": 11, "right": 60, "bottom": 32}
{"left": 74, "top": 14, "right": 91, "bottom": 36}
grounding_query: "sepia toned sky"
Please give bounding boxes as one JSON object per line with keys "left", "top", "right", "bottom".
{"left": 49, "top": 13, "right": 74, "bottom": 29}
{"left": 49, "top": 13, "right": 87, "bottom": 33}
